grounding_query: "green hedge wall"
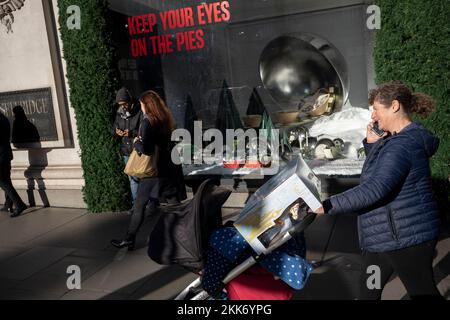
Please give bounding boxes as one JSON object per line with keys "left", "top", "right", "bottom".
{"left": 374, "top": 0, "right": 450, "bottom": 218}
{"left": 58, "top": 0, "right": 130, "bottom": 212}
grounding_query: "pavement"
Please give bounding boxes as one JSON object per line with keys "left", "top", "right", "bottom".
{"left": 0, "top": 206, "right": 448, "bottom": 300}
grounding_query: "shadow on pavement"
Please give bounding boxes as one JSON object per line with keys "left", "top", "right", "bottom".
{"left": 99, "top": 265, "right": 191, "bottom": 300}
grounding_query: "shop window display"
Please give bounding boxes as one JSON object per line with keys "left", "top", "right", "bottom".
{"left": 108, "top": 0, "right": 374, "bottom": 178}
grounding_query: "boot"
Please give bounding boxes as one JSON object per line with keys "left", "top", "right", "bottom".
{"left": 10, "top": 203, "right": 27, "bottom": 218}
{"left": 110, "top": 234, "right": 135, "bottom": 250}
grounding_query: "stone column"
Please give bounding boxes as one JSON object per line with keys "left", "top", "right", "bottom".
{"left": 0, "top": 0, "right": 85, "bottom": 208}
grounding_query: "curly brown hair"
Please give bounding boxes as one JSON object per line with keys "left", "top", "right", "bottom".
{"left": 368, "top": 81, "right": 436, "bottom": 117}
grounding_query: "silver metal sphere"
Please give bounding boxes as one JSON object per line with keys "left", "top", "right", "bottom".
{"left": 259, "top": 33, "right": 349, "bottom": 112}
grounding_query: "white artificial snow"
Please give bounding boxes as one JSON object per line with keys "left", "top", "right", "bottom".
{"left": 182, "top": 106, "right": 372, "bottom": 176}
{"left": 307, "top": 159, "right": 364, "bottom": 176}
{"left": 308, "top": 106, "right": 372, "bottom": 159}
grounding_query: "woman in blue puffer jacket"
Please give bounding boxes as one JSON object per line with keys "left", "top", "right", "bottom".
{"left": 314, "top": 81, "right": 443, "bottom": 299}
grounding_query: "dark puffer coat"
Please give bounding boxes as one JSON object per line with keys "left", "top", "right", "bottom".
{"left": 113, "top": 103, "right": 142, "bottom": 156}
{"left": 327, "top": 122, "right": 440, "bottom": 252}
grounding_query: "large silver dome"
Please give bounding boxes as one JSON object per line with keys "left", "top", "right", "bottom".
{"left": 259, "top": 33, "right": 349, "bottom": 113}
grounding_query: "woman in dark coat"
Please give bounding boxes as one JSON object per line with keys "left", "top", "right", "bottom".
{"left": 313, "top": 81, "right": 443, "bottom": 299}
{"left": 111, "top": 90, "right": 185, "bottom": 250}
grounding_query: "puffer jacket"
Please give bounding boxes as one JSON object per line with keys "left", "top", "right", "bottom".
{"left": 113, "top": 103, "right": 142, "bottom": 156}
{"left": 327, "top": 122, "right": 441, "bottom": 252}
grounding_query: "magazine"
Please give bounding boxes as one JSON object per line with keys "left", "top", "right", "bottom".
{"left": 234, "top": 155, "right": 322, "bottom": 254}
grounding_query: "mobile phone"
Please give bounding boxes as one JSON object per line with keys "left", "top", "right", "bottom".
{"left": 371, "top": 122, "right": 385, "bottom": 137}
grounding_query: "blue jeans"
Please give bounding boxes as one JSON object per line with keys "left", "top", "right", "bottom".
{"left": 124, "top": 156, "right": 139, "bottom": 205}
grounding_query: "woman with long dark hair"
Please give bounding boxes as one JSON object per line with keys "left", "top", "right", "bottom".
{"left": 111, "top": 90, "right": 184, "bottom": 250}
{"left": 313, "top": 81, "right": 443, "bottom": 299}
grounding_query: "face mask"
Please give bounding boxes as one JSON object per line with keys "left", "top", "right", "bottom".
{"left": 119, "top": 104, "right": 131, "bottom": 117}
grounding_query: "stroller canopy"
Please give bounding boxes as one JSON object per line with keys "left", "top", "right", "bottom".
{"left": 148, "top": 179, "right": 232, "bottom": 273}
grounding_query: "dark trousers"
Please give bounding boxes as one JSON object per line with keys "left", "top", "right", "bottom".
{"left": 359, "top": 239, "right": 443, "bottom": 300}
{"left": 0, "top": 162, "right": 25, "bottom": 210}
{"left": 3, "top": 192, "right": 12, "bottom": 209}
{"left": 127, "top": 178, "right": 179, "bottom": 236}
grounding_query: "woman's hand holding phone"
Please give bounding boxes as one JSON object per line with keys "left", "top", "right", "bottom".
{"left": 367, "top": 121, "right": 387, "bottom": 143}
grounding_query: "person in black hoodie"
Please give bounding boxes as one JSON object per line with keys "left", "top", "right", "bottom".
{"left": 113, "top": 87, "right": 142, "bottom": 211}
{"left": 111, "top": 90, "right": 186, "bottom": 250}
{"left": 0, "top": 112, "right": 27, "bottom": 217}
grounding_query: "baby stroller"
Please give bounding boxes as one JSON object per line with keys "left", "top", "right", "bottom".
{"left": 148, "top": 158, "right": 318, "bottom": 300}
